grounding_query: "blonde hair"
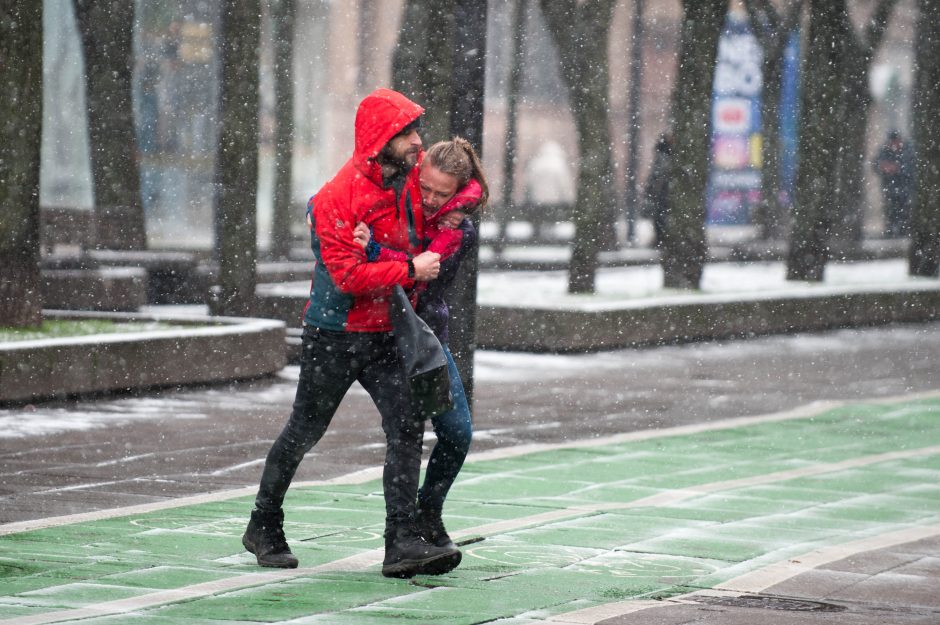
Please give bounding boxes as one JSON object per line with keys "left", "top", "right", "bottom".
{"left": 424, "top": 137, "right": 489, "bottom": 209}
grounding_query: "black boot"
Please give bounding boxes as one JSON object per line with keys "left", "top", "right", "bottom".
{"left": 242, "top": 508, "right": 299, "bottom": 568}
{"left": 415, "top": 505, "right": 456, "bottom": 550}
{"left": 382, "top": 523, "right": 461, "bottom": 578}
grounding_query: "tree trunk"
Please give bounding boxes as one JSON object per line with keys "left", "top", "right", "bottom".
{"left": 211, "top": 0, "right": 262, "bottom": 316}
{"left": 392, "top": 0, "right": 456, "bottom": 142}
{"left": 743, "top": 0, "right": 803, "bottom": 241}
{"left": 447, "top": 0, "right": 488, "bottom": 407}
{"left": 0, "top": 0, "right": 43, "bottom": 328}
{"left": 831, "top": 68, "right": 870, "bottom": 254}
{"left": 270, "top": 0, "right": 296, "bottom": 261}
{"left": 73, "top": 0, "right": 146, "bottom": 250}
{"left": 831, "top": 0, "right": 897, "bottom": 254}
{"left": 786, "top": 0, "right": 849, "bottom": 282}
{"left": 759, "top": 56, "right": 786, "bottom": 238}
{"left": 661, "top": 0, "right": 726, "bottom": 290}
{"left": 909, "top": 0, "right": 940, "bottom": 276}
{"left": 357, "top": 0, "right": 380, "bottom": 92}
{"left": 494, "top": 0, "right": 528, "bottom": 257}
{"left": 540, "top": 0, "right": 618, "bottom": 294}
{"left": 623, "top": 0, "right": 645, "bottom": 244}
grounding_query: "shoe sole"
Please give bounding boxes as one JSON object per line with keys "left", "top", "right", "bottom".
{"left": 418, "top": 549, "right": 462, "bottom": 575}
{"left": 242, "top": 533, "right": 299, "bottom": 569}
{"left": 382, "top": 549, "right": 462, "bottom": 578}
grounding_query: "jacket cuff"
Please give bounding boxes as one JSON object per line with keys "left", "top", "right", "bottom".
{"left": 365, "top": 239, "right": 381, "bottom": 261}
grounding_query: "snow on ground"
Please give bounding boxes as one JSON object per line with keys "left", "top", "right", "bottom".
{"left": 477, "top": 259, "right": 932, "bottom": 309}
{"left": 0, "top": 398, "right": 209, "bottom": 439}
{"left": 262, "top": 259, "right": 934, "bottom": 310}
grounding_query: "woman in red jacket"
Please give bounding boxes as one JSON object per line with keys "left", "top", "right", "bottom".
{"left": 355, "top": 137, "right": 488, "bottom": 555}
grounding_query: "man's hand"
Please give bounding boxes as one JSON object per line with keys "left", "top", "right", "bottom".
{"left": 353, "top": 221, "right": 370, "bottom": 248}
{"left": 411, "top": 251, "right": 441, "bottom": 281}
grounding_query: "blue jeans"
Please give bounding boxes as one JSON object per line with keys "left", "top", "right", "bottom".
{"left": 418, "top": 344, "right": 473, "bottom": 511}
{"left": 255, "top": 327, "right": 424, "bottom": 528}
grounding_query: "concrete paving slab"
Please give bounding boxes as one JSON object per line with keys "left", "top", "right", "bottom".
{"left": 819, "top": 549, "right": 923, "bottom": 575}
{"left": 827, "top": 571, "right": 940, "bottom": 610}
{"left": 761, "top": 568, "right": 869, "bottom": 598}
{"left": 894, "top": 555, "right": 940, "bottom": 577}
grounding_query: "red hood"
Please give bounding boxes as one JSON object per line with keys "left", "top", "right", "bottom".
{"left": 353, "top": 88, "right": 424, "bottom": 182}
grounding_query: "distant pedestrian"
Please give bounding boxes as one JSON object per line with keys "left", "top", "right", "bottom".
{"left": 871, "top": 129, "right": 914, "bottom": 238}
{"left": 641, "top": 132, "right": 674, "bottom": 247}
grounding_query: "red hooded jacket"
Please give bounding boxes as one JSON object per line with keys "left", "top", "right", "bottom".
{"left": 370, "top": 178, "right": 483, "bottom": 262}
{"left": 303, "top": 89, "right": 426, "bottom": 332}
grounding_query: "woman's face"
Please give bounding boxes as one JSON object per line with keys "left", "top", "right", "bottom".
{"left": 419, "top": 163, "right": 459, "bottom": 216}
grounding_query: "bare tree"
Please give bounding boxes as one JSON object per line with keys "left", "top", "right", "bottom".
{"left": 830, "top": 0, "right": 898, "bottom": 254}
{"left": 211, "top": 0, "right": 262, "bottom": 316}
{"left": 0, "top": 0, "right": 43, "bottom": 328}
{"left": 269, "top": 0, "right": 296, "bottom": 261}
{"left": 357, "top": 0, "right": 380, "bottom": 93}
{"left": 660, "top": 0, "right": 727, "bottom": 290}
{"left": 494, "top": 0, "right": 528, "bottom": 258}
{"left": 909, "top": 0, "right": 940, "bottom": 276}
{"left": 447, "top": 0, "right": 488, "bottom": 406}
{"left": 72, "top": 0, "right": 146, "bottom": 250}
{"left": 392, "top": 0, "right": 456, "bottom": 142}
{"left": 743, "top": 0, "right": 803, "bottom": 240}
{"left": 623, "top": 0, "right": 646, "bottom": 244}
{"left": 786, "top": 0, "right": 850, "bottom": 281}
{"left": 539, "top": 0, "right": 618, "bottom": 294}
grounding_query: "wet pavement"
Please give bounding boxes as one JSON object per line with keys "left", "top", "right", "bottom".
{"left": 1, "top": 321, "right": 939, "bottom": 623}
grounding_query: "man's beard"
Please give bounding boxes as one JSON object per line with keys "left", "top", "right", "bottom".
{"left": 378, "top": 145, "right": 418, "bottom": 174}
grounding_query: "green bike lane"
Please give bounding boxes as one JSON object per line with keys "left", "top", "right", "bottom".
{"left": 1, "top": 396, "right": 939, "bottom": 624}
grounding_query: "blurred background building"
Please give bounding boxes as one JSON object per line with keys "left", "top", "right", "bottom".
{"left": 40, "top": 0, "right": 915, "bottom": 251}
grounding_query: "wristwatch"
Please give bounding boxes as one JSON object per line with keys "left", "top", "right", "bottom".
{"left": 406, "top": 258, "right": 415, "bottom": 279}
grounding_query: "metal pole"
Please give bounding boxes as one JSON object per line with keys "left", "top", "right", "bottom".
{"left": 624, "top": 0, "right": 645, "bottom": 245}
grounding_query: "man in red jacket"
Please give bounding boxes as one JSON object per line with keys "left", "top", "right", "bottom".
{"left": 242, "top": 89, "right": 458, "bottom": 578}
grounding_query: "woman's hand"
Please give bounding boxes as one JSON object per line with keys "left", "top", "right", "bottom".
{"left": 438, "top": 210, "right": 467, "bottom": 230}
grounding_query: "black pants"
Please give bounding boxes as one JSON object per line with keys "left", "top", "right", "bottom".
{"left": 884, "top": 192, "right": 911, "bottom": 238}
{"left": 255, "top": 326, "right": 423, "bottom": 527}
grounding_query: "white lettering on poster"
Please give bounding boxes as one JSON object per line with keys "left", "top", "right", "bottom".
{"left": 714, "top": 34, "right": 763, "bottom": 97}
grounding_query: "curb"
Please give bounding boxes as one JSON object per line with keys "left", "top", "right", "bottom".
{"left": 477, "top": 284, "right": 940, "bottom": 351}
{"left": 0, "top": 311, "right": 286, "bottom": 404}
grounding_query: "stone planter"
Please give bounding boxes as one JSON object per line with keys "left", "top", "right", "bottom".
{"left": 0, "top": 311, "right": 286, "bottom": 404}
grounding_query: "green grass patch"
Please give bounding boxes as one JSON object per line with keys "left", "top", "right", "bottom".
{"left": 0, "top": 319, "right": 186, "bottom": 342}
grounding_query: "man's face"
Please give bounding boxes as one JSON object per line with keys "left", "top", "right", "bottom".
{"left": 381, "top": 128, "right": 422, "bottom": 172}
{"left": 419, "top": 163, "right": 459, "bottom": 216}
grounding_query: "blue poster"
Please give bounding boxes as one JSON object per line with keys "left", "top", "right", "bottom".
{"left": 778, "top": 30, "right": 801, "bottom": 209}
{"left": 707, "top": 13, "right": 763, "bottom": 225}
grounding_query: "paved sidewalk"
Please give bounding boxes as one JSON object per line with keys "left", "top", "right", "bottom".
{"left": 2, "top": 394, "right": 939, "bottom": 624}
